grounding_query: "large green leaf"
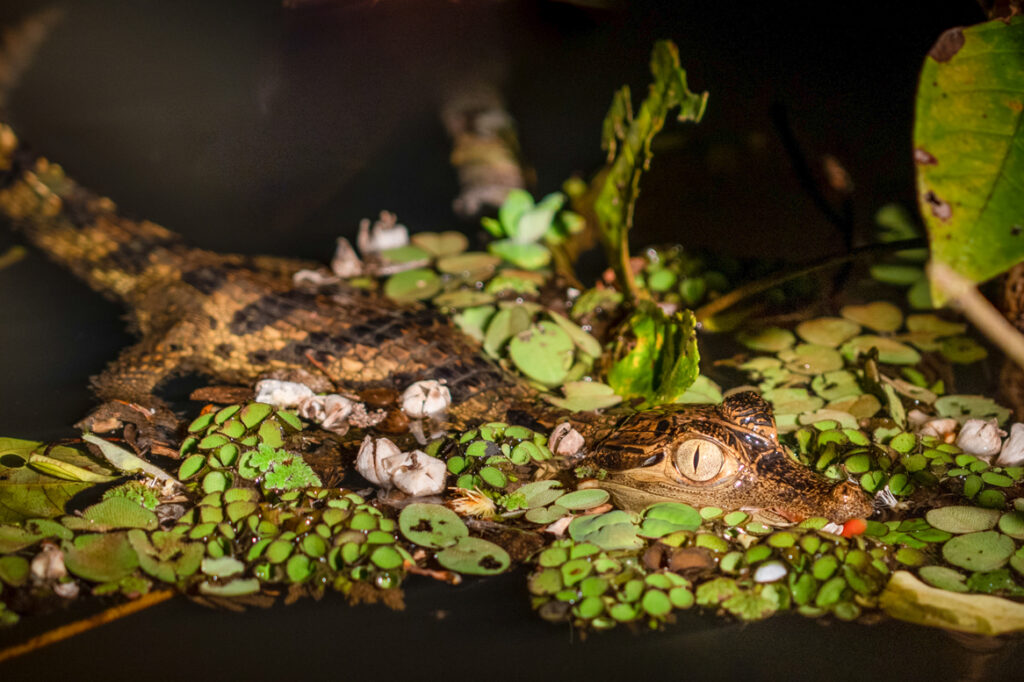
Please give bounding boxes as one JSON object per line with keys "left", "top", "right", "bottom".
{"left": 914, "top": 17, "right": 1024, "bottom": 300}
{"left": 0, "top": 438, "right": 112, "bottom": 523}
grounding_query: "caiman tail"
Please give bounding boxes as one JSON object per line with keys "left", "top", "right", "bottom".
{"left": 0, "top": 125, "right": 194, "bottom": 305}
{"left": 0, "top": 7, "right": 191, "bottom": 306}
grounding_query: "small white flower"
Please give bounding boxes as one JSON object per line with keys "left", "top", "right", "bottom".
{"left": 400, "top": 380, "right": 451, "bottom": 419}
{"left": 956, "top": 418, "right": 1006, "bottom": 459}
{"left": 254, "top": 379, "right": 315, "bottom": 408}
{"left": 996, "top": 423, "right": 1024, "bottom": 467}
{"left": 548, "top": 422, "right": 585, "bottom": 457}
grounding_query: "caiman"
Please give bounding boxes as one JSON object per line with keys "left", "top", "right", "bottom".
{"left": 0, "top": 120, "right": 874, "bottom": 524}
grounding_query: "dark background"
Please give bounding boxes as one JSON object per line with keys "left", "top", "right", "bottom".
{"left": 2, "top": 1, "right": 1021, "bottom": 679}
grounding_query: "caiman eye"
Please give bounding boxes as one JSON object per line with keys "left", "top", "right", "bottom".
{"left": 673, "top": 439, "right": 725, "bottom": 482}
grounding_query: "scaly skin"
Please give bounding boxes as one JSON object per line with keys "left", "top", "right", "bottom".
{"left": 0, "top": 121, "right": 873, "bottom": 522}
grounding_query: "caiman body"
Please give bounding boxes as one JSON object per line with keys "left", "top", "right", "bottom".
{"left": 0, "top": 122, "right": 873, "bottom": 523}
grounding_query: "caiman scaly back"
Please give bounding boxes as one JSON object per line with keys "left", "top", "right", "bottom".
{"left": 0, "top": 123, "right": 537, "bottom": 421}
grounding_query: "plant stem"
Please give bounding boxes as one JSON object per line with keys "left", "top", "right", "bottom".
{"left": 0, "top": 589, "right": 175, "bottom": 663}
{"left": 694, "top": 238, "right": 927, "bottom": 325}
{"left": 929, "top": 261, "right": 1024, "bottom": 369}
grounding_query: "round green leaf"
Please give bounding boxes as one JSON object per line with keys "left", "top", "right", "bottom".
{"left": 925, "top": 506, "right": 1000, "bottom": 534}
{"left": 508, "top": 321, "right": 575, "bottom": 387}
{"left": 840, "top": 302, "right": 903, "bottom": 332}
{"left": 942, "top": 530, "right": 1015, "bottom": 571}
{"left": 384, "top": 268, "right": 442, "bottom": 302}
{"left": 398, "top": 503, "right": 469, "bottom": 549}
{"left": 436, "top": 252, "right": 501, "bottom": 278}
{"left": 795, "top": 317, "right": 861, "bottom": 347}
{"left": 840, "top": 336, "right": 921, "bottom": 365}
{"left": 779, "top": 344, "right": 844, "bottom": 374}
{"left": 918, "top": 565, "right": 970, "bottom": 593}
{"left": 525, "top": 504, "right": 569, "bottom": 525}
{"left": 411, "top": 230, "right": 469, "bottom": 257}
{"left": 737, "top": 327, "right": 795, "bottom": 352}
{"left": 998, "top": 511, "right": 1024, "bottom": 540}
{"left": 435, "top": 536, "right": 510, "bottom": 575}
{"left": 556, "top": 488, "right": 610, "bottom": 511}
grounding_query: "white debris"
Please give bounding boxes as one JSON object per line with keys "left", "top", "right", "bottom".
{"left": 753, "top": 560, "right": 788, "bottom": 583}
{"left": 331, "top": 237, "right": 363, "bottom": 278}
{"left": 996, "top": 423, "right": 1024, "bottom": 467}
{"left": 400, "top": 380, "right": 451, "bottom": 419}
{"left": 918, "top": 417, "right": 959, "bottom": 441}
{"left": 347, "top": 403, "right": 387, "bottom": 429}
{"left": 30, "top": 542, "right": 66, "bottom": 583}
{"left": 298, "top": 393, "right": 355, "bottom": 435}
{"left": 390, "top": 450, "right": 447, "bottom": 497}
{"left": 357, "top": 211, "right": 409, "bottom": 255}
{"left": 292, "top": 268, "right": 340, "bottom": 288}
{"left": 907, "top": 409, "right": 931, "bottom": 427}
{"left": 821, "top": 522, "right": 845, "bottom": 535}
{"left": 52, "top": 581, "right": 80, "bottom": 599}
{"left": 548, "top": 422, "right": 585, "bottom": 457}
{"left": 544, "top": 516, "right": 573, "bottom": 537}
{"left": 955, "top": 418, "right": 1006, "bottom": 459}
{"left": 355, "top": 436, "right": 405, "bottom": 488}
{"left": 254, "top": 379, "right": 316, "bottom": 408}
{"left": 355, "top": 436, "right": 446, "bottom": 496}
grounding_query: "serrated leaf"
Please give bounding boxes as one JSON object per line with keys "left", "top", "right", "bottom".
{"left": 593, "top": 40, "right": 708, "bottom": 298}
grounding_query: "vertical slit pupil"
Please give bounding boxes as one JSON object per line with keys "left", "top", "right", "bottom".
{"left": 692, "top": 445, "right": 701, "bottom": 473}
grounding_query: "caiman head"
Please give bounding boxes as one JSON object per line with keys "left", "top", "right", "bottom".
{"left": 588, "top": 391, "right": 873, "bottom": 524}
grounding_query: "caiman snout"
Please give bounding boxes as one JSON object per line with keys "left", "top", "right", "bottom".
{"left": 826, "top": 479, "right": 875, "bottom": 523}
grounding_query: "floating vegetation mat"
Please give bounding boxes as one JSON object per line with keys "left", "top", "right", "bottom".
{"left": 3, "top": 375, "right": 1024, "bottom": 638}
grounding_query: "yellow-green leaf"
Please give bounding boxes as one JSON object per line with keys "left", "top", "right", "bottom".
{"left": 915, "top": 17, "right": 1024, "bottom": 300}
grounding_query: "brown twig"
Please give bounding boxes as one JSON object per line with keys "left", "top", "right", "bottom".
{"left": 694, "top": 238, "right": 927, "bottom": 326}
{"left": 0, "top": 589, "right": 175, "bottom": 663}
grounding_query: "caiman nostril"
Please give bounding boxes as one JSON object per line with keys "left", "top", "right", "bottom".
{"left": 831, "top": 479, "right": 875, "bottom": 521}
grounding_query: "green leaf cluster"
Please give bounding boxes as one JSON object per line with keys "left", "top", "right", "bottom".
{"left": 607, "top": 303, "right": 700, "bottom": 404}
{"left": 237, "top": 443, "right": 322, "bottom": 492}
{"left": 593, "top": 39, "right": 708, "bottom": 299}
{"left": 481, "top": 189, "right": 584, "bottom": 270}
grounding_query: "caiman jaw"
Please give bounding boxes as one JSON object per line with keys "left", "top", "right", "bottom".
{"left": 597, "top": 446, "right": 874, "bottom": 524}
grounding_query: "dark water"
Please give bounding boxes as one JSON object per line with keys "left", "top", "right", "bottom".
{"left": 1, "top": 1, "right": 1021, "bottom": 679}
